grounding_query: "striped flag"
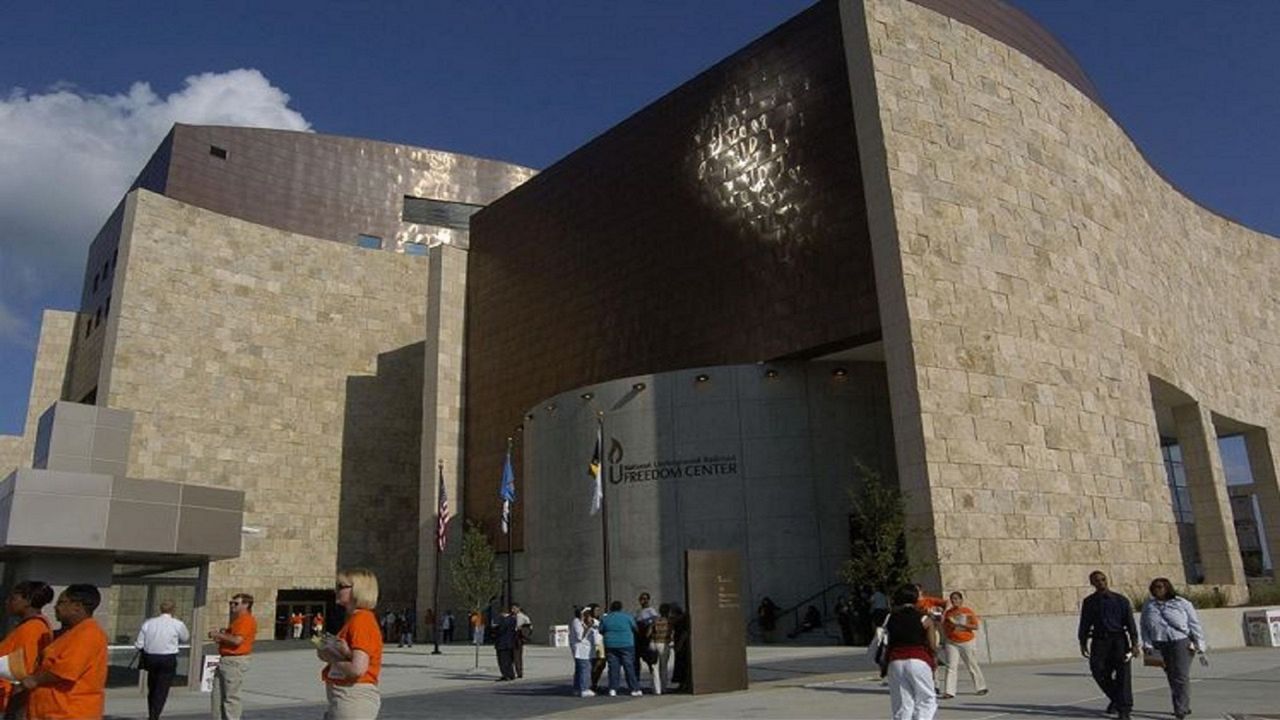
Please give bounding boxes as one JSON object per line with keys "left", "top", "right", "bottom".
{"left": 436, "top": 464, "right": 451, "bottom": 552}
{"left": 499, "top": 446, "right": 516, "bottom": 534}
{"left": 589, "top": 421, "right": 603, "bottom": 515}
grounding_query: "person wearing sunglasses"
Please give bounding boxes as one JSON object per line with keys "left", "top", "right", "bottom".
{"left": 209, "top": 593, "right": 256, "bottom": 720}
{"left": 319, "top": 570, "right": 383, "bottom": 719}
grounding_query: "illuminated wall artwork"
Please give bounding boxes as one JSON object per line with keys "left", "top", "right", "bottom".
{"left": 691, "top": 72, "right": 815, "bottom": 260}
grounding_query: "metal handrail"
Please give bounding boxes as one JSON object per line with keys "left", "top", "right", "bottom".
{"left": 746, "top": 581, "right": 848, "bottom": 639}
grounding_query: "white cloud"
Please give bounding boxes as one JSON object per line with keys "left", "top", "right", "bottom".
{"left": 0, "top": 68, "right": 311, "bottom": 351}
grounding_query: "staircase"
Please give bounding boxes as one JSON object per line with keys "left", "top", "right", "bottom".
{"left": 746, "top": 582, "right": 853, "bottom": 646}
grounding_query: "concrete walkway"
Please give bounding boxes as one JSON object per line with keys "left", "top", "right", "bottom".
{"left": 106, "top": 642, "right": 1280, "bottom": 719}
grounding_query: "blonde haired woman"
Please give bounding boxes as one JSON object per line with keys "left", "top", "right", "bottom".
{"left": 318, "top": 569, "right": 383, "bottom": 719}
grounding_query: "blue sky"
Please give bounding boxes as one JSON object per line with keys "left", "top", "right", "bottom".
{"left": 0, "top": 1, "right": 1276, "bottom": 484}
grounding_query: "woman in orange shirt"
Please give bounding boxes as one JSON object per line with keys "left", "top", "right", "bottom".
{"left": 318, "top": 569, "right": 383, "bottom": 720}
{"left": 0, "top": 580, "right": 54, "bottom": 719}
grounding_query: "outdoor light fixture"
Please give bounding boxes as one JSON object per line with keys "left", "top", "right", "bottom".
{"left": 514, "top": 424, "right": 523, "bottom": 433}
{"left": 581, "top": 392, "right": 594, "bottom": 401}
{"left": 765, "top": 369, "right": 779, "bottom": 379}
{"left": 695, "top": 373, "right": 710, "bottom": 383}
{"left": 832, "top": 367, "right": 848, "bottom": 378}
{"left": 525, "top": 413, "right": 535, "bottom": 421}
{"left": 545, "top": 403, "right": 557, "bottom": 412}
{"left": 633, "top": 382, "right": 646, "bottom": 391}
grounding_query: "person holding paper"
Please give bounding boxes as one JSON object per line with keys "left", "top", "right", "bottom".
{"left": 0, "top": 580, "right": 54, "bottom": 718}
{"left": 939, "top": 591, "right": 987, "bottom": 699}
{"left": 20, "top": 584, "right": 108, "bottom": 720}
{"left": 319, "top": 569, "right": 383, "bottom": 719}
{"left": 209, "top": 593, "right": 256, "bottom": 720}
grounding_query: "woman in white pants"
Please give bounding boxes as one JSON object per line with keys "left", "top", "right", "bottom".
{"left": 884, "top": 584, "right": 939, "bottom": 720}
{"left": 940, "top": 591, "right": 988, "bottom": 698}
{"left": 648, "top": 604, "right": 674, "bottom": 694}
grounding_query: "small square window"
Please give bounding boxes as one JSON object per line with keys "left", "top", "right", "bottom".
{"left": 357, "top": 234, "right": 383, "bottom": 250}
{"left": 209, "top": 145, "right": 228, "bottom": 159}
{"left": 403, "top": 243, "right": 428, "bottom": 256}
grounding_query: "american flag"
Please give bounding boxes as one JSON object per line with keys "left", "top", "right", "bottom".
{"left": 436, "top": 463, "right": 451, "bottom": 552}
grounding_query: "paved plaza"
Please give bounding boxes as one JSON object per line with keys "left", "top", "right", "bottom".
{"left": 101, "top": 642, "right": 1280, "bottom": 719}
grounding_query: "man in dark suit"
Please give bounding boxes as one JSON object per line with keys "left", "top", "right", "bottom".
{"left": 1078, "top": 570, "right": 1138, "bottom": 719}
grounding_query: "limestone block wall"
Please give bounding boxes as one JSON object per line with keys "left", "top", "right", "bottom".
{"left": 844, "top": 0, "right": 1280, "bottom": 614}
{"left": 0, "top": 310, "right": 78, "bottom": 476}
{"left": 100, "top": 190, "right": 430, "bottom": 633}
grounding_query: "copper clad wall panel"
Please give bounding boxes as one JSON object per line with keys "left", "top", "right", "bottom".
{"left": 465, "top": 1, "right": 879, "bottom": 543}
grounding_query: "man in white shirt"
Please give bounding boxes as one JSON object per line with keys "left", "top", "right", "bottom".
{"left": 135, "top": 599, "right": 190, "bottom": 720}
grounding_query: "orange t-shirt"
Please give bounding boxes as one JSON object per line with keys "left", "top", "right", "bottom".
{"left": 27, "top": 617, "right": 108, "bottom": 720}
{"left": 943, "top": 605, "right": 980, "bottom": 643}
{"left": 219, "top": 613, "right": 256, "bottom": 656}
{"left": 0, "top": 615, "right": 53, "bottom": 711}
{"left": 324, "top": 609, "right": 382, "bottom": 686}
{"left": 916, "top": 595, "right": 947, "bottom": 617}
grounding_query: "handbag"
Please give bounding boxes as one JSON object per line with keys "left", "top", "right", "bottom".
{"left": 866, "top": 615, "right": 891, "bottom": 676}
{"left": 1142, "top": 652, "right": 1164, "bottom": 668}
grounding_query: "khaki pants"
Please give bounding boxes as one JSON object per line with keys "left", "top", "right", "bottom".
{"left": 324, "top": 682, "right": 381, "bottom": 720}
{"left": 212, "top": 655, "right": 251, "bottom": 720}
{"left": 943, "top": 640, "right": 987, "bottom": 696}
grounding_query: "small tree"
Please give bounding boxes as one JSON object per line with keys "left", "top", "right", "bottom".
{"left": 840, "top": 462, "right": 916, "bottom": 596}
{"left": 450, "top": 521, "right": 501, "bottom": 667}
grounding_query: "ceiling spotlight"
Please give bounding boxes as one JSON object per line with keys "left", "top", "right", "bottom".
{"left": 832, "top": 367, "right": 848, "bottom": 378}
{"left": 632, "top": 382, "right": 646, "bottom": 392}
{"left": 514, "top": 424, "right": 524, "bottom": 433}
{"left": 581, "top": 392, "right": 594, "bottom": 401}
{"left": 525, "top": 413, "right": 535, "bottom": 421}
{"left": 765, "top": 369, "right": 779, "bottom": 379}
{"left": 545, "top": 403, "right": 557, "bottom": 412}
{"left": 695, "top": 374, "right": 710, "bottom": 383}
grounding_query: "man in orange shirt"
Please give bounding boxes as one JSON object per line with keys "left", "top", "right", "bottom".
{"left": 20, "top": 583, "right": 109, "bottom": 720}
{"left": 209, "top": 593, "right": 256, "bottom": 720}
{"left": 940, "top": 591, "right": 988, "bottom": 699}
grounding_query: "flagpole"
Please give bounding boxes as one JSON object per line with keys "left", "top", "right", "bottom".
{"left": 505, "top": 437, "right": 514, "bottom": 610}
{"left": 598, "top": 414, "right": 612, "bottom": 607}
{"left": 432, "top": 459, "right": 443, "bottom": 655}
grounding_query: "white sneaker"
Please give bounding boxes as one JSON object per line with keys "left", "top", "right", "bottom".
{"left": 607, "top": 689, "right": 617, "bottom": 697}
{"left": 579, "top": 690, "right": 596, "bottom": 698}
{"left": 630, "top": 690, "right": 643, "bottom": 697}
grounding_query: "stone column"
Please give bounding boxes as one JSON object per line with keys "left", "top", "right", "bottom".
{"left": 1243, "top": 428, "right": 1280, "bottom": 578}
{"left": 1171, "top": 404, "right": 1245, "bottom": 589}
{"left": 416, "top": 244, "right": 469, "bottom": 640}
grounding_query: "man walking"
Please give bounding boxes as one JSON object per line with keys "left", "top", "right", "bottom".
{"left": 210, "top": 593, "right": 256, "bottom": 720}
{"left": 21, "top": 584, "right": 109, "bottom": 720}
{"left": 134, "top": 599, "right": 190, "bottom": 719}
{"left": 493, "top": 607, "right": 518, "bottom": 681}
{"left": 1078, "top": 571, "right": 1138, "bottom": 719}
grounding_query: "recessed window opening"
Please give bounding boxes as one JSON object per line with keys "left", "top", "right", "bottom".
{"left": 357, "top": 234, "right": 383, "bottom": 250}
{"left": 403, "top": 242, "right": 428, "bottom": 256}
{"left": 402, "top": 196, "right": 482, "bottom": 231}
{"left": 209, "top": 145, "right": 228, "bottom": 159}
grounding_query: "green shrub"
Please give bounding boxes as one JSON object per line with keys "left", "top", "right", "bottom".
{"left": 1248, "top": 581, "right": 1280, "bottom": 606}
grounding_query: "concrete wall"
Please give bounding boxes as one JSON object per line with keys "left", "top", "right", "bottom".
{"left": 975, "top": 606, "right": 1270, "bottom": 664}
{"left": 0, "top": 310, "right": 78, "bottom": 476}
{"left": 842, "top": 0, "right": 1280, "bottom": 614}
{"left": 522, "top": 361, "right": 895, "bottom": 634}
{"left": 98, "top": 189, "right": 431, "bottom": 636}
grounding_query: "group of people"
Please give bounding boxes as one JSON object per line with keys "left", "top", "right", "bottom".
{"left": 877, "top": 571, "right": 1208, "bottom": 720}
{"left": 287, "top": 611, "right": 324, "bottom": 640}
{"left": 0, "top": 581, "right": 107, "bottom": 720}
{"left": 567, "top": 592, "right": 687, "bottom": 698}
{"left": 378, "top": 608, "right": 415, "bottom": 648}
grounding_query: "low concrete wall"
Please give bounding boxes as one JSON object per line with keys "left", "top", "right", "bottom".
{"left": 975, "top": 607, "right": 1276, "bottom": 664}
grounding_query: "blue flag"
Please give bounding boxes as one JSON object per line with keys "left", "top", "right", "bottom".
{"left": 500, "top": 448, "right": 516, "bottom": 534}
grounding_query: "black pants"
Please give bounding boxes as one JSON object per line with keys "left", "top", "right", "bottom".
{"left": 442, "top": 627, "right": 454, "bottom": 643}
{"left": 496, "top": 648, "right": 516, "bottom": 679}
{"left": 1089, "top": 633, "right": 1133, "bottom": 711}
{"left": 514, "top": 643, "right": 524, "bottom": 678}
{"left": 144, "top": 652, "right": 178, "bottom": 720}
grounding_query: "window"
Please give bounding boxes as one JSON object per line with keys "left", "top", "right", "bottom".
{"left": 209, "top": 145, "right": 228, "bottom": 159}
{"left": 357, "top": 234, "right": 383, "bottom": 250}
{"left": 403, "top": 243, "right": 428, "bottom": 256}
{"left": 84, "top": 316, "right": 93, "bottom": 338}
{"left": 402, "top": 196, "right": 483, "bottom": 231}
{"left": 104, "top": 294, "right": 111, "bottom": 320}
{"left": 92, "top": 273, "right": 99, "bottom": 293}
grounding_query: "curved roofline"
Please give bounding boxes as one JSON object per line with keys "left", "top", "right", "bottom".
{"left": 904, "top": 0, "right": 1274, "bottom": 239}
{"left": 171, "top": 122, "right": 537, "bottom": 175}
